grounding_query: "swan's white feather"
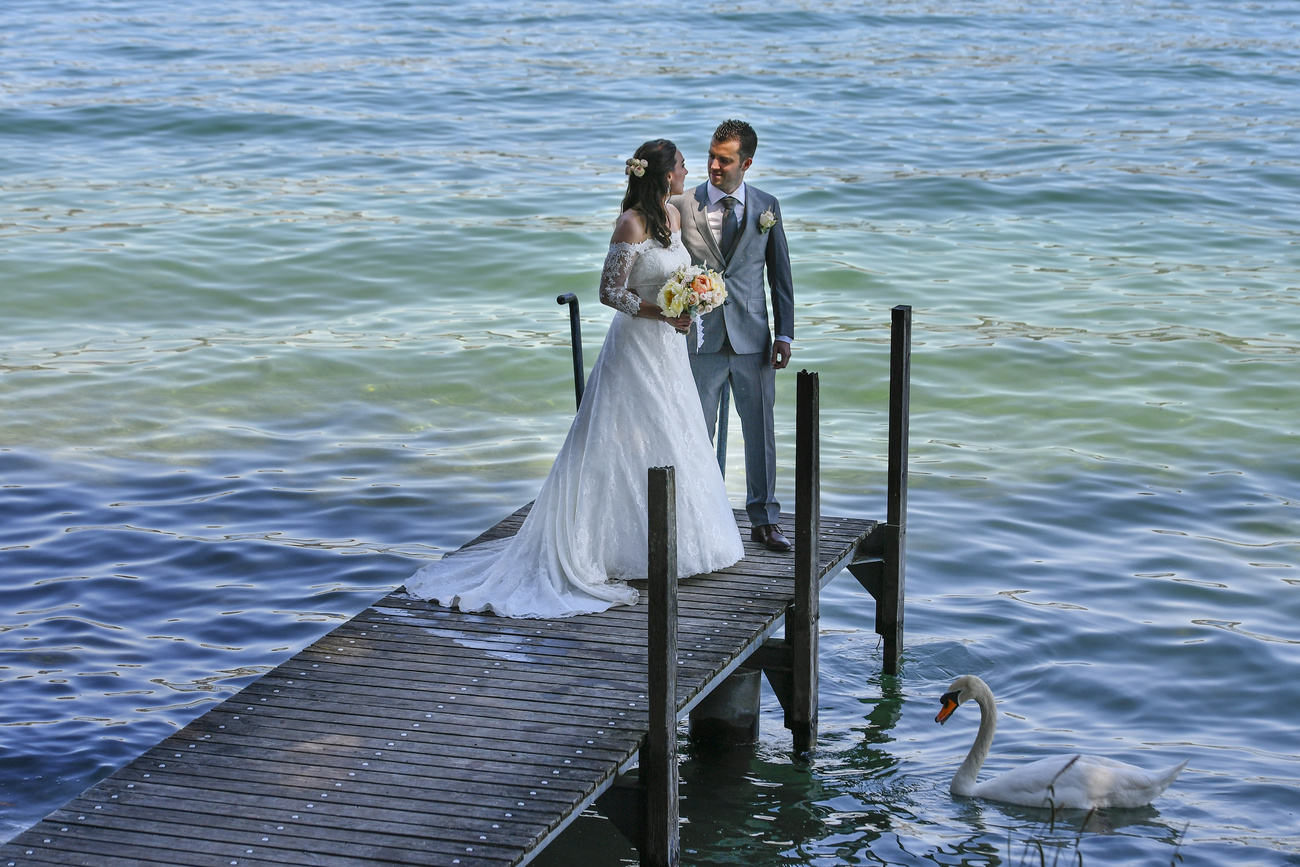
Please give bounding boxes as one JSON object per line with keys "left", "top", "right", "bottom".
{"left": 973, "top": 753, "right": 1188, "bottom": 810}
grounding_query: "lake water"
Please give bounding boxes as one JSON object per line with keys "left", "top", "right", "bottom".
{"left": 2, "top": 0, "right": 1298, "bottom": 864}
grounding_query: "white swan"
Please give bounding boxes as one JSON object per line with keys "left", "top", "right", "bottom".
{"left": 935, "top": 675, "right": 1187, "bottom": 810}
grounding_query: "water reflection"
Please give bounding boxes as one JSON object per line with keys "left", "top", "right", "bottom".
{"left": 939, "top": 800, "right": 1191, "bottom": 867}
{"left": 534, "top": 677, "right": 910, "bottom": 866}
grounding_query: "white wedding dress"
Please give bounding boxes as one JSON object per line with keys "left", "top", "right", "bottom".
{"left": 404, "top": 231, "right": 744, "bottom": 618}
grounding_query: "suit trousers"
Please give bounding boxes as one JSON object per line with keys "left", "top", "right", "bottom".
{"left": 689, "top": 344, "right": 780, "bottom": 527}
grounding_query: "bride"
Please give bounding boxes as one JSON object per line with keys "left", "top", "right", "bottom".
{"left": 405, "top": 139, "right": 745, "bottom": 618}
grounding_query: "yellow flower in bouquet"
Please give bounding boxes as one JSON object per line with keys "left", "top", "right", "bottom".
{"left": 657, "top": 265, "right": 727, "bottom": 347}
{"left": 657, "top": 265, "right": 726, "bottom": 318}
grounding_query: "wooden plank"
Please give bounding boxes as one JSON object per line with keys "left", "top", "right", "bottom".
{"left": 195, "top": 686, "right": 646, "bottom": 751}
{"left": 76, "top": 776, "right": 549, "bottom": 847}
{"left": 44, "top": 796, "right": 533, "bottom": 861}
{"left": 93, "top": 761, "right": 577, "bottom": 825}
{"left": 104, "top": 758, "right": 583, "bottom": 817}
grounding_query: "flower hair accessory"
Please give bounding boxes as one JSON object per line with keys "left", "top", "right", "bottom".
{"left": 625, "top": 158, "right": 648, "bottom": 178}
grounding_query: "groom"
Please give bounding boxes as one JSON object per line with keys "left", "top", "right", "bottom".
{"left": 672, "top": 120, "right": 795, "bottom": 552}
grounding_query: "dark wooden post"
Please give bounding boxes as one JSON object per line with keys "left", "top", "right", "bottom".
{"left": 643, "top": 466, "right": 679, "bottom": 867}
{"left": 880, "top": 305, "right": 910, "bottom": 675}
{"left": 845, "top": 305, "right": 911, "bottom": 674}
{"left": 556, "top": 293, "right": 585, "bottom": 410}
{"left": 715, "top": 381, "right": 731, "bottom": 478}
{"left": 790, "top": 370, "right": 820, "bottom": 754}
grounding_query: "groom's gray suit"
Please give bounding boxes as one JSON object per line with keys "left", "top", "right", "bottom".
{"left": 672, "top": 181, "right": 794, "bottom": 527}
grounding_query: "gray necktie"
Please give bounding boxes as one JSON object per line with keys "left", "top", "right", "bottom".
{"left": 720, "top": 196, "right": 739, "bottom": 258}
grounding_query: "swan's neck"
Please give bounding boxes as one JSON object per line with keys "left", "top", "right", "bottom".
{"left": 952, "top": 684, "right": 996, "bottom": 796}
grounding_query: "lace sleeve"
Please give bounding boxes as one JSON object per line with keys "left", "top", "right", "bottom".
{"left": 599, "top": 242, "right": 644, "bottom": 316}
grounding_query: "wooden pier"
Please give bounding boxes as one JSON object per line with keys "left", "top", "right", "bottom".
{"left": 2, "top": 308, "right": 913, "bottom": 867}
{"left": 1, "top": 508, "right": 877, "bottom": 867}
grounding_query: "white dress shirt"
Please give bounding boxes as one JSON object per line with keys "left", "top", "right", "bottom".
{"left": 706, "top": 182, "right": 746, "bottom": 247}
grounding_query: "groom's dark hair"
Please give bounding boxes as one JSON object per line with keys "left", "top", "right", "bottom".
{"left": 713, "top": 119, "right": 758, "bottom": 162}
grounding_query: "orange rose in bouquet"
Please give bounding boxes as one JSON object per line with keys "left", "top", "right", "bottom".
{"left": 657, "top": 265, "right": 727, "bottom": 348}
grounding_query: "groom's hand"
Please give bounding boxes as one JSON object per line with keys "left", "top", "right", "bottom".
{"left": 772, "top": 340, "right": 791, "bottom": 370}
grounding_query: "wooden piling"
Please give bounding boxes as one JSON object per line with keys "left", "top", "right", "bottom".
{"left": 790, "top": 370, "right": 821, "bottom": 753}
{"left": 643, "top": 466, "right": 679, "bottom": 867}
{"left": 845, "top": 305, "right": 911, "bottom": 675}
{"left": 880, "top": 305, "right": 911, "bottom": 675}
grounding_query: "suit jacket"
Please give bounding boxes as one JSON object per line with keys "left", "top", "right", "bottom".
{"left": 671, "top": 182, "right": 794, "bottom": 356}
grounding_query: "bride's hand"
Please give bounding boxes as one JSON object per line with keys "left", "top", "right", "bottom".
{"left": 664, "top": 312, "right": 691, "bottom": 334}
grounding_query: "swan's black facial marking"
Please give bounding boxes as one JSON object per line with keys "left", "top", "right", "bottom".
{"left": 936, "top": 690, "right": 961, "bottom": 724}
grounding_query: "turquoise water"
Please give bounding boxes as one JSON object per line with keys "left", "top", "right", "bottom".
{"left": 3, "top": 0, "right": 1298, "bottom": 863}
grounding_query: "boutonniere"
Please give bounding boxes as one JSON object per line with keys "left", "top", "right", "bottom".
{"left": 758, "top": 207, "right": 778, "bottom": 234}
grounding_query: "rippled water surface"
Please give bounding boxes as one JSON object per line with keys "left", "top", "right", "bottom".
{"left": 3, "top": 1, "right": 1299, "bottom": 864}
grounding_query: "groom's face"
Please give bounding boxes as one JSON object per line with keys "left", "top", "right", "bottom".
{"left": 707, "top": 138, "right": 752, "bottom": 194}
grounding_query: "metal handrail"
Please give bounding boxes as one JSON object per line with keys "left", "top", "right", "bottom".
{"left": 555, "top": 293, "right": 585, "bottom": 410}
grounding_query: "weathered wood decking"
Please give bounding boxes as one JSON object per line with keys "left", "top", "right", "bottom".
{"left": 2, "top": 507, "right": 876, "bottom": 867}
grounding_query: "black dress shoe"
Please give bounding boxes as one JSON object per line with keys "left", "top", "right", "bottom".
{"left": 751, "top": 523, "right": 792, "bottom": 552}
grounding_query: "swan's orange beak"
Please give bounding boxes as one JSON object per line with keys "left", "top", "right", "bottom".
{"left": 936, "top": 691, "right": 960, "bottom": 724}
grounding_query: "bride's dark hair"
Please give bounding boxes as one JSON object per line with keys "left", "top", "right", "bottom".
{"left": 621, "top": 139, "right": 678, "bottom": 248}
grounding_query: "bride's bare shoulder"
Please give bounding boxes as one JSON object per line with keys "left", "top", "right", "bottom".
{"left": 665, "top": 202, "right": 681, "bottom": 233}
{"left": 611, "top": 209, "right": 650, "bottom": 245}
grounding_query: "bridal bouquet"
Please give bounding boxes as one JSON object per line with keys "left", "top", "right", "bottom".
{"left": 657, "top": 265, "right": 727, "bottom": 349}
